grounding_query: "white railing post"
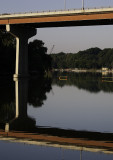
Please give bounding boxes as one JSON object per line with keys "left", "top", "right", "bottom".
{"left": 82, "top": 0, "right": 84, "bottom": 10}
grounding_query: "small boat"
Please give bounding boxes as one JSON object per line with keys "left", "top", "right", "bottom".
{"left": 59, "top": 76, "right": 67, "bottom": 80}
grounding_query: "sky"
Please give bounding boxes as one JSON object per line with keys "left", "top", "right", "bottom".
{"left": 1, "top": 0, "right": 113, "bottom": 53}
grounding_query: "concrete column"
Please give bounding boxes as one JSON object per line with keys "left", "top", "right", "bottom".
{"left": 6, "top": 25, "right": 37, "bottom": 78}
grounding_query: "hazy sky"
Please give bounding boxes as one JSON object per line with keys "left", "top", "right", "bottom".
{"left": 1, "top": 0, "right": 113, "bottom": 53}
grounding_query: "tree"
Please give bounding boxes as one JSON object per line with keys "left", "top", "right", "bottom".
{"left": 28, "top": 39, "right": 52, "bottom": 74}
{"left": 0, "top": 30, "right": 15, "bottom": 74}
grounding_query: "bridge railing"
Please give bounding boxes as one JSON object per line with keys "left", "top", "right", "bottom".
{"left": 0, "top": 6, "right": 113, "bottom": 16}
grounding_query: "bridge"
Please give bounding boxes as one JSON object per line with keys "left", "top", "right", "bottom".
{"left": 1, "top": 7, "right": 113, "bottom": 77}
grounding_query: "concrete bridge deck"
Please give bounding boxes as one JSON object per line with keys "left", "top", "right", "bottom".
{"left": 1, "top": 7, "right": 113, "bottom": 27}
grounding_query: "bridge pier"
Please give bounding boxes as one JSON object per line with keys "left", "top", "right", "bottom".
{"left": 6, "top": 25, "right": 36, "bottom": 78}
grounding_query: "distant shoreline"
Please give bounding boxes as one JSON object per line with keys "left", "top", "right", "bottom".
{"left": 53, "top": 69, "right": 113, "bottom": 73}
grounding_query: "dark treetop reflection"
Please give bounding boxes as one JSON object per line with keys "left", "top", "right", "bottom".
{"left": 52, "top": 72, "right": 113, "bottom": 93}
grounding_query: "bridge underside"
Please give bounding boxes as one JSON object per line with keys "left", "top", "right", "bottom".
{"left": 23, "top": 19, "right": 113, "bottom": 28}
{"left": 1, "top": 18, "right": 113, "bottom": 29}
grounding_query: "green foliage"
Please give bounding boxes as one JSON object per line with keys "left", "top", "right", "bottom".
{"left": 0, "top": 30, "right": 15, "bottom": 48}
{"left": 0, "top": 30, "right": 16, "bottom": 74}
{"left": 0, "top": 30, "right": 52, "bottom": 75}
{"left": 51, "top": 47, "right": 113, "bottom": 69}
{"left": 28, "top": 39, "right": 52, "bottom": 74}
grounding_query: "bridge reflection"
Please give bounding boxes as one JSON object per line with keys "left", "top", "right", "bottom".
{"left": 0, "top": 78, "right": 113, "bottom": 156}
{"left": 4, "top": 78, "right": 36, "bottom": 132}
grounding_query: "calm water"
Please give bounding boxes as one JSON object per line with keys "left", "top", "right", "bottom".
{"left": 0, "top": 72, "right": 113, "bottom": 160}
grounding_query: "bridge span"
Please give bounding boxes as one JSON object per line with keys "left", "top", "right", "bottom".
{"left": 1, "top": 8, "right": 113, "bottom": 77}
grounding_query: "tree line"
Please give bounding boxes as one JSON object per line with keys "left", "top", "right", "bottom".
{"left": 0, "top": 30, "right": 52, "bottom": 75}
{"left": 1, "top": 29, "right": 113, "bottom": 73}
{"left": 51, "top": 47, "right": 113, "bottom": 69}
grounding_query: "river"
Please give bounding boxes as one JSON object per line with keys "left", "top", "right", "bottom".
{"left": 0, "top": 72, "right": 113, "bottom": 160}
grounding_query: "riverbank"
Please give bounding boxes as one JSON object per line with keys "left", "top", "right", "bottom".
{"left": 53, "top": 68, "right": 113, "bottom": 73}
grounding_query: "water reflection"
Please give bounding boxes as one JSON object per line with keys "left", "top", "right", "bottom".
{"left": 53, "top": 72, "right": 113, "bottom": 93}
{"left": 4, "top": 78, "right": 36, "bottom": 132}
{"left": 0, "top": 74, "right": 113, "bottom": 158}
{"left": 0, "top": 77, "right": 15, "bottom": 128}
{"left": 0, "top": 77, "right": 52, "bottom": 131}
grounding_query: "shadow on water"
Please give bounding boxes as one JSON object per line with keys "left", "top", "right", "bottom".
{"left": 0, "top": 73, "right": 113, "bottom": 154}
